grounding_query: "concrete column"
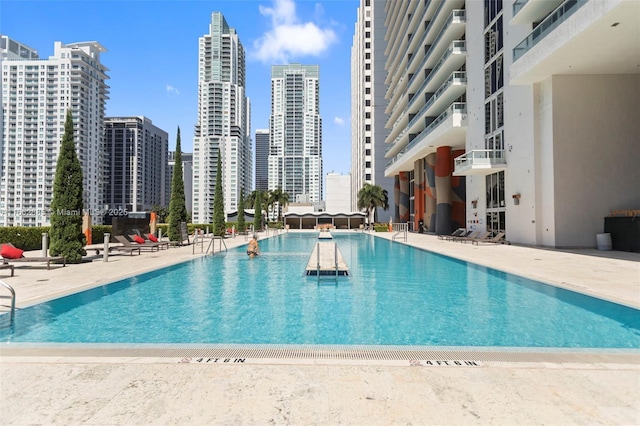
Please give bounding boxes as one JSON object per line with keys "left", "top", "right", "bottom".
{"left": 435, "top": 146, "right": 452, "bottom": 235}
{"left": 451, "top": 149, "right": 467, "bottom": 230}
{"left": 425, "top": 153, "right": 437, "bottom": 232}
{"left": 394, "top": 175, "right": 400, "bottom": 221}
{"left": 398, "top": 172, "right": 410, "bottom": 222}
{"left": 413, "top": 159, "right": 425, "bottom": 231}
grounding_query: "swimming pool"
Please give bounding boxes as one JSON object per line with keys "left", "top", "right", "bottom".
{"left": 1, "top": 233, "right": 639, "bottom": 348}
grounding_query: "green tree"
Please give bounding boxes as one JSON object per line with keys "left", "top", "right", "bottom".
{"left": 268, "top": 187, "right": 290, "bottom": 222}
{"left": 245, "top": 190, "right": 268, "bottom": 209}
{"left": 237, "top": 187, "right": 246, "bottom": 232}
{"left": 213, "top": 149, "right": 225, "bottom": 236}
{"left": 167, "top": 127, "right": 188, "bottom": 241}
{"left": 253, "top": 190, "right": 263, "bottom": 232}
{"left": 49, "top": 109, "right": 86, "bottom": 263}
{"left": 357, "top": 183, "right": 389, "bottom": 226}
{"left": 151, "top": 204, "right": 169, "bottom": 223}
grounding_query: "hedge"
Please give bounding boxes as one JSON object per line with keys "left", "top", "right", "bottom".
{"left": 0, "top": 225, "right": 115, "bottom": 251}
{"left": 1, "top": 221, "right": 264, "bottom": 250}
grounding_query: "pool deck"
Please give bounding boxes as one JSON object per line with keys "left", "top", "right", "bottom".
{"left": 1, "top": 230, "right": 639, "bottom": 424}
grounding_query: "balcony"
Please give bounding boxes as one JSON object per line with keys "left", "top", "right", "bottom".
{"left": 513, "top": 0, "right": 587, "bottom": 62}
{"left": 453, "top": 150, "right": 507, "bottom": 176}
{"left": 511, "top": 0, "right": 564, "bottom": 25}
{"left": 385, "top": 103, "right": 467, "bottom": 176}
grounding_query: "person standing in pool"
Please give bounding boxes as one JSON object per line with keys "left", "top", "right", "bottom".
{"left": 247, "top": 235, "right": 260, "bottom": 258}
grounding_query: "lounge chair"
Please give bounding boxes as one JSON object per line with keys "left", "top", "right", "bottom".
{"left": 478, "top": 232, "right": 511, "bottom": 245}
{"left": 0, "top": 243, "right": 65, "bottom": 269}
{"left": 459, "top": 231, "right": 489, "bottom": 244}
{"left": 128, "top": 234, "right": 169, "bottom": 250}
{"left": 93, "top": 244, "right": 141, "bottom": 256}
{"left": 143, "top": 234, "right": 170, "bottom": 250}
{"left": 0, "top": 263, "right": 15, "bottom": 276}
{"left": 451, "top": 230, "right": 481, "bottom": 243}
{"left": 114, "top": 235, "right": 160, "bottom": 252}
{"left": 438, "top": 228, "right": 465, "bottom": 240}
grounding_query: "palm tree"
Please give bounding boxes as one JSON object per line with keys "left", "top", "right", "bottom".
{"left": 245, "top": 190, "right": 268, "bottom": 209}
{"left": 357, "top": 183, "right": 389, "bottom": 226}
{"left": 267, "top": 187, "right": 290, "bottom": 222}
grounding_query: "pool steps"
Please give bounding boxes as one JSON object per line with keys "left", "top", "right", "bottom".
{"left": 305, "top": 240, "right": 349, "bottom": 276}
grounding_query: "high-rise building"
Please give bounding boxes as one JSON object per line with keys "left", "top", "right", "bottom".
{"left": 325, "top": 172, "right": 351, "bottom": 213}
{"left": 1, "top": 36, "right": 40, "bottom": 195}
{"left": 350, "top": 0, "right": 392, "bottom": 219}
{"left": 383, "top": 0, "right": 468, "bottom": 234}
{"left": 254, "top": 129, "right": 269, "bottom": 192}
{"left": 382, "top": 0, "right": 640, "bottom": 248}
{"left": 193, "top": 12, "right": 252, "bottom": 223}
{"left": 269, "top": 64, "right": 322, "bottom": 204}
{"left": 1, "top": 40, "right": 109, "bottom": 226}
{"left": 168, "top": 151, "right": 193, "bottom": 215}
{"left": 103, "top": 116, "right": 169, "bottom": 212}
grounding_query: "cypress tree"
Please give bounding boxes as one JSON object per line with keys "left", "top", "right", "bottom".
{"left": 49, "top": 109, "right": 86, "bottom": 263}
{"left": 168, "top": 127, "right": 188, "bottom": 241}
{"left": 213, "top": 149, "right": 225, "bottom": 236}
{"left": 253, "top": 191, "right": 263, "bottom": 232}
{"left": 237, "top": 187, "right": 246, "bottom": 233}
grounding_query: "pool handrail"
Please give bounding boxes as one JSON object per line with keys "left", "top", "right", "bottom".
{"left": 0, "top": 280, "right": 16, "bottom": 326}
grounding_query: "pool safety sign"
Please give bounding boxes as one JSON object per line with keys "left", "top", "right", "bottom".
{"left": 181, "top": 358, "right": 247, "bottom": 364}
{"left": 409, "top": 360, "right": 483, "bottom": 367}
{"left": 177, "top": 358, "right": 483, "bottom": 367}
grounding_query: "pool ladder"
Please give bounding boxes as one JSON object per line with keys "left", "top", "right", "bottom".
{"left": 191, "top": 230, "right": 228, "bottom": 255}
{"left": 0, "top": 280, "right": 16, "bottom": 327}
{"left": 391, "top": 222, "right": 408, "bottom": 242}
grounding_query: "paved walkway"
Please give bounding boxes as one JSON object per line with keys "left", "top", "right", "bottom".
{"left": 1, "top": 230, "right": 639, "bottom": 425}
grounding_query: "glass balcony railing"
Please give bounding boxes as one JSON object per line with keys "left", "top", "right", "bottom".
{"left": 408, "top": 40, "right": 466, "bottom": 109}
{"left": 407, "top": 71, "right": 466, "bottom": 129}
{"left": 385, "top": 102, "right": 467, "bottom": 169}
{"left": 453, "top": 150, "right": 506, "bottom": 175}
{"left": 513, "top": 0, "right": 587, "bottom": 62}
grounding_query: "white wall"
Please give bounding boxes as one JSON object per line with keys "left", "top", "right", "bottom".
{"left": 533, "top": 78, "right": 557, "bottom": 247}
{"left": 463, "top": 0, "right": 488, "bottom": 232}
{"left": 551, "top": 74, "right": 640, "bottom": 247}
{"left": 325, "top": 173, "right": 352, "bottom": 213}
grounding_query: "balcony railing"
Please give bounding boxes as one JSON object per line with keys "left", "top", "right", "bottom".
{"left": 386, "top": 102, "right": 467, "bottom": 169}
{"left": 407, "top": 71, "right": 466, "bottom": 129}
{"left": 453, "top": 149, "right": 506, "bottom": 176}
{"left": 513, "top": 0, "right": 587, "bottom": 62}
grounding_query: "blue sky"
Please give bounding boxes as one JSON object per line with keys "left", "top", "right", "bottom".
{"left": 1, "top": 0, "right": 359, "bottom": 176}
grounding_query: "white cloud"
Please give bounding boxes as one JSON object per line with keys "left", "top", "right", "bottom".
{"left": 334, "top": 117, "right": 345, "bottom": 125}
{"left": 166, "top": 85, "right": 180, "bottom": 95}
{"left": 252, "top": 0, "right": 338, "bottom": 63}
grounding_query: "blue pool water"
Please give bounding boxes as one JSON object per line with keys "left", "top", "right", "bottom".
{"left": 1, "top": 233, "right": 639, "bottom": 348}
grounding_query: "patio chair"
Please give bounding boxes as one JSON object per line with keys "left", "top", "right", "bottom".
{"left": 451, "top": 230, "right": 481, "bottom": 243}
{"left": 438, "top": 228, "right": 465, "bottom": 240}
{"left": 114, "top": 235, "right": 160, "bottom": 252}
{"left": 0, "top": 243, "right": 66, "bottom": 269}
{"left": 471, "top": 232, "right": 511, "bottom": 245}
{"left": 93, "top": 244, "right": 141, "bottom": 256}
{"left": 0, "top": 263, "right": 15, "bottom": 276}
{"left": 138, "top": 234, "right": 170, "bottom": 250}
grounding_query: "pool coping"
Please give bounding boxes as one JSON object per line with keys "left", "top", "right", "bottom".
{"left": 1, "top": 344, "right": 639, "bottom": 366}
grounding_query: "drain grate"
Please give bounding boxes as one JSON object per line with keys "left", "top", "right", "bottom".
{"left": 2, "top": 344, "right": 638, "bottom": 365}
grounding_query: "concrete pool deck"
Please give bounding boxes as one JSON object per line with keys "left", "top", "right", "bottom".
{"left": 1, "top": 230, "right": 639, "bottom": 424}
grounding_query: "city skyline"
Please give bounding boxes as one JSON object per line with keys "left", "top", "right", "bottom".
{"left": 1, "top": 0, "right": 358, "bottom": 175}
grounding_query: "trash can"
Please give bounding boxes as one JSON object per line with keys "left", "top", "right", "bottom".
{"left": 596, "top": 233, "right": 612, "bottom": 250}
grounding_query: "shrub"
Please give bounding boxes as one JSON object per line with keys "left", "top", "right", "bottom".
{"left": 91, "top": 225, "right": 112, "bottom": 244}
{"left": 0, "top": 226, "right": 50, "bottom": 250}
